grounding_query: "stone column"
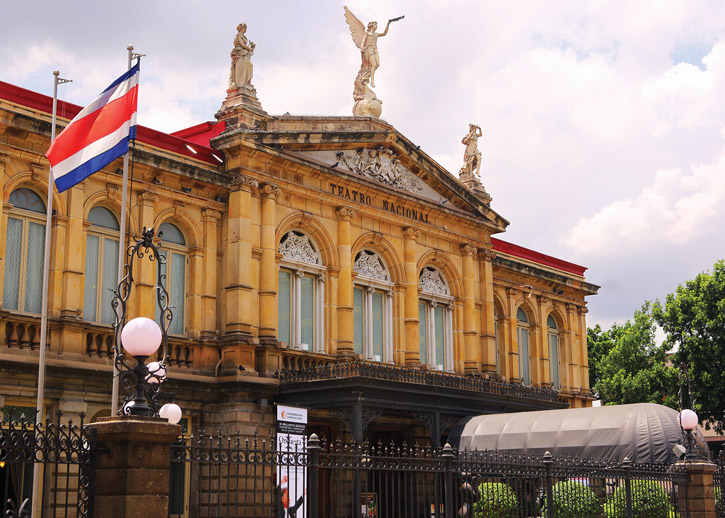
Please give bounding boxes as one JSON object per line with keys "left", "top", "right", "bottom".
{"left": 505, "top": 287, "right": 520, "bottom": 382}
{"left": 403, "top": 227, "right": 421, "bottom": 366}
{"left": 0, "top": 154, "right": 8, "bottom": 303}
{"left": 200, "top": 208, "right": 222, "bottom": 339}
{"left": 336, "top": 207, "right": 356, "bottom": 358}
{"left": 565, "top": 303, "right": 581, "bottom": 391}
{"left": 676, "top": 461, "right": 717, "bottom": 518}
{"left": 478, "top": 249, "right": 497, "bottom": 375}
{"left": 460, "top": 244, "right": 480, "bottom": 374}
{"left": 224, "top": 174, "right": 257, "bottom": 340}
{"left": 578, "top": 305, "right": 590, "bottom": 393}
{"left": 259, "top": 183, "right": 281, "bottom": 344}
{"left": 87, "top": 416, "right": 181, "bottom": 518}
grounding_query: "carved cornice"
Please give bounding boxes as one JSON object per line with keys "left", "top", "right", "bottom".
{"left": 403, "top": 226, "right": 421, "bottom": 240}
{"left": 460, "top": 243, "right": 478, "bottom": 257}
{"left": 335, "top": 207, "right": 357, "bottom": 220}
{"left": 230, "top": 174, "right": 258, "bottom": 192}
{"left": 260, "top": 183, "right": 281, "bottom": 199}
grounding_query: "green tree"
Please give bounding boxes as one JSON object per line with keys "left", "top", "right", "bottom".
{"left": 653, "top": 260, "right": 725, "bottom": 431}
{"left": 587, "top": 324, "right": 616, "bottom": 390}
{"left": 593, "top": 302, "right": 678, "bottom": 407}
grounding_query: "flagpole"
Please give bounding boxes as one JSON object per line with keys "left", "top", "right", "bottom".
{"left": 111, "top": 45, "right": 140, "bottom": 414}
{"left": 32, "top": 69, "right": 71, "bottom": 518}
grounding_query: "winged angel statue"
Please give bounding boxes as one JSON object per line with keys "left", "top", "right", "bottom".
{"left": 344, "top": 6, "right": 403, "bottom": 117}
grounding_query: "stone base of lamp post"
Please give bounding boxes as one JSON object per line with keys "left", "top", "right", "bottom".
{"left": 88, "top": 415, "right": 181, "bottom": 518}
{"left": 676, "top": 460, "right": 717, "bottom": 518}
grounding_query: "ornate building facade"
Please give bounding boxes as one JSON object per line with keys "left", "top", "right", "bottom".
{"left": 0, "top": 51, "right": 598, "bottom": 454}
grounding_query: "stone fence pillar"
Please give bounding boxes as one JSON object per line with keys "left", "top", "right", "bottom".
{"left": 87, "top": 416, "right": 181, "bottom": 518}
{"left": 677, "top": 460, "right": 717, "bottom": 518}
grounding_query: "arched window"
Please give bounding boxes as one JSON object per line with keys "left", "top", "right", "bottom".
{"left": 84, "top": 207, "right": 119, "bottom": 324}
{"left": 3, "top": 188, "right": 46, "bottom": 313}
{"left": 157, "top": 222, "right": 187, "bottom": 336}
{"left": 548, "top": 315, "right": 560, "bottom": 390}
{"left": 517, "top": 307, "right": 531, "bottom": 385}
{"left": 418, "top": 267, "right": 453, "bottom": 371}
{"left": 278, "top": 231, "right": 325, "bottom": 352}
{"left": 353, "top": 250, "right": 393, "bottom": 362}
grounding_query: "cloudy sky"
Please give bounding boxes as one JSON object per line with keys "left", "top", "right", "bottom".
{"left": 2, "top": 0, "right": 725, "bottom": 331}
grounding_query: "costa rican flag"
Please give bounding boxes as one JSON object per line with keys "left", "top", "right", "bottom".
{"left": 46, "top": 63, "right": 140, "bottom": 192}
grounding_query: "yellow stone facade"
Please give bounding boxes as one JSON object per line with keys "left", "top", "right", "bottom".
{"left": 0, "top": 76, "right": 598, "bottom": 435}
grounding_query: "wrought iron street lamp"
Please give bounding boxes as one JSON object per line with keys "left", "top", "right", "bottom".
{"left": 111, "top": 227, "right": 173, "bottom": 417}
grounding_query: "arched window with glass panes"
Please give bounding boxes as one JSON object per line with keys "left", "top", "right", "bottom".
{"left": 418, "top": 267, "right": 453, "bottom": 371}
{"left": 3, "top": 188, "right": 46, "bottom": 314}
{"left": 277, "top": 231, "right": 325, "bottom": 352}
{"left": 353, "top": 250, "right": 393, "bottom": 362}
{"left": 84, "top": 206, "right": 119, "bottom": 324}
{"left": 517, "top": 307, "right": 531, "bottom": 385}
{"left": 157, "top": 222, "right": 187, "bottom": 336}
{"left": 548, "top": 314, "right": 560, "bottom": 390}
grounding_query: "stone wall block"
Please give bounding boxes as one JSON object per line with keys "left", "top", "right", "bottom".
{"left": 87, "top": 416, "right": 181, "bottom": 518}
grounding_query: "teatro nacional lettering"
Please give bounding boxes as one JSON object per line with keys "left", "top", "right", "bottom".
{"left": 328, "top": 182, "right": 430, "bottom": 223}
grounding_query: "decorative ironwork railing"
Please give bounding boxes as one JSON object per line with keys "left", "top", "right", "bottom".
{"left": 276, "top": 360, "right": 560, "bottom": 402}
{"left": 0, "top": 411, "right": 95, "bottom": 518}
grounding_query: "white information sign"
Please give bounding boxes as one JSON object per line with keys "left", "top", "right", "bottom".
{"left": 276, "top": 405, "right": 308, "bottom": 518}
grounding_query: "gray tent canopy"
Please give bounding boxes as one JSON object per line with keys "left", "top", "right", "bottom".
{"left": 448, "top": 403, "right": 706, "bottom": 464}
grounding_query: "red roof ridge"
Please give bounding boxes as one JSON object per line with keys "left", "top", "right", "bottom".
{"left": 0, "top": 80, "right": 220, "bottom": 166}
{"left": 491, "top": 237, "right": 587, "bottom": 276}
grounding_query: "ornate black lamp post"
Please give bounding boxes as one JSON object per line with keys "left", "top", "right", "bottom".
{"left": 678, "top": 362, "right": 700, "bottom": 460}
{"left": 111, "top": 227, "right": 177, "bottom": 418}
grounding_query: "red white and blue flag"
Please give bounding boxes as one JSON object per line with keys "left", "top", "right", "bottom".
{"left": 46, "top": 63, "right": 140, "bottom": 192}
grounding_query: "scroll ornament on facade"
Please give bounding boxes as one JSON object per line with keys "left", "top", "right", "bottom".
{"left": 279, "top": 231, "right": 321, "bottom": 265}
{"left": 336, "top": 147, "right": 423, "bottom": 195}
{"left": 344, "top": 6, "right": 404, "bottom": 118}
{"left": 419, "top": 268, "right": 449, "bottom": 296}
{"left": 354, "top": 251, "right": 390, "bottom": 281}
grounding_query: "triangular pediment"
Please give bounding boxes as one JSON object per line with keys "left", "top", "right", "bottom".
{"left": 213, "top": 115, "right": 509, "bottom": 232}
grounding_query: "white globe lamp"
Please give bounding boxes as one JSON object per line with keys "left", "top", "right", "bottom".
{"left": 122, "top": 317, "right": 162, "bottom": 357}
{"left": 146, "top": 361, "right": 167, "bottom": 384}
{"left": 159, "top": 403, "right": 182, "bottom": 424}
{"left": 680, "top": 409, "right": 698, "bottom": 431}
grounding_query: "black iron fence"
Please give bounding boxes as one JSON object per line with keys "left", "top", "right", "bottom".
{"left": 171, "top": 430, "right": 692, "bottom": 518}
{"left": 0, "top": 411, "right": 94, "bottom": 518}
{"left": 715, "top": 452, "right": 725, "bottom": 517}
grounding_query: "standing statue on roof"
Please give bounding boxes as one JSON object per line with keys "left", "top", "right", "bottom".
{"left": 229, "top": 23, "right": 256, "bottom": 90}
{"left": 344, "top": 6, "right": 404, "bottom": 118}
{"left": 460, "top": 124, "right": 483, "bottom": 178}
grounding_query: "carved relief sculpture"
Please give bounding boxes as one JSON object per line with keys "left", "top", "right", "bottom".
{"left": 344, "top": 7, "right": 404, "bottom": 118}
{"left": 279, "top": 231, "right": 322, "bottom": 265}
{"left": 419, "top": 268, "right": 450, "bottom": 297}
{"left": 459, "top": 124, "right": 483, "bottom": 178}
{"left": 229, "top": 23, "right": 256, "bottom": 91}
{"left": 336, "top": 147, "right": 423, "bottom": 195}
{"left": 354, "top": 251, "right": 390, "bottom": 282}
